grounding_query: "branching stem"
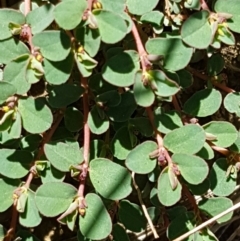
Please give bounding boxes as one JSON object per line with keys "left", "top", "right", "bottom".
{"left": 132, "top": 173, "right": 159, "bottom": 239}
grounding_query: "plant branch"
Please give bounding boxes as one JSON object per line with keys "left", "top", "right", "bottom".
{"left": 172, "top": 95, "right": 182, "bottom": 113}
{"left": 200, "top": 0, "right": 210, "bottom": 10}
{"left": 4, "top": 201, "right": 18, "bottom": 241}
{"left": 187, "top": 66, "right": 235, "bottom": 93}
{"left": 132, "top": 172, "right": 159, "bottom": 239}
{"left": 24, "top": 0, "right": 31, "bottom": 15}
{"left": 88, "top": 0, "right": 93, "bottom": 11}
{"left": 131, "top": 19, "right": 149, "bottom": 72}
{"left": 78, "top": 77, "right": 90, "bottom": 198}
{"left": 173, "top": 201, "right": 240, "bottom": 241}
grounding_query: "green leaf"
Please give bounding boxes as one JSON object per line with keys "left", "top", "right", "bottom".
{"left": 149, "top": 70, "right": 179, "bottom": 97}
{"left": 89, "top": 139, "right": 106, "bottom": 161}
{"left": 112, "top": 223, "right": 130, "bottom": 241}
{"left": 209, "top": 158, "right": 236, "bottom": 196}
{"left": 44, "top": 139, "right": 83, "bottom": 172}
{"left": 19, "top": 189, "right": 42, "bottom": 228}
{"left": 90, "top": 158, "right": 132, "bottom": 200}
{"left": 40, "top": 162, "right": 65, "bottom": 184}
{"left": 215, "top": 0, "right": 240, "bottom": 33}
{"left": 207, "top": 53, "right": 224, "bottom": 76}
{"left": 196, "top": 142, "right": 214, "bottom": 160}
{"left": 133, "top": 70, "right": 155, "bottom": 107}
{"left": 154, "top": 109, "right": 183, "bottom": 134}
{"left": 16, "top": 230, "right": 40, "bottom": 241}
{"left": 118, "top": 200, "right": 147, "bottom": 232}
{"left": 230, "top": 132, "right": 240, "bottom": 153}
{"left": 0, "top": 110, "right": 14, "bottom": 132}
{"left": 184, "top": 0, "right": 201, "bottom": 10}
{"left": 167, "top": 206, "right": 187, "bottom": 221}
{"left": 203, "top": 121, "right": 238, "bottom": 148}
{"left": 26, "top": 3, "right": 54, "bottom": 34}
{"left": 75, "top": 26, "right": 101, "bottom": 57}
{"left": 167, "top": 212, "right": 196, "bottom": 240}
{"left": 106, "top": 91, "right": 137, "bottom": 122}
{"left": 0, "top": 178, "right": 20, "bottom": 212}
{"left": 126, "top": 141, "right": 158, "bottom": 174}
{"left": 0, "top": 38, "right": 29, "bottom": 64}
{"left": 95, "top": 90, "right": 121, "bottom": 107}
{"left": 35, "top": 182, "right": 77, "bottom": 217}
{"left": 20, "top": 134, "right": 42, "bottom": 152}
{"left": 146, "top": 38, "right": 193, "bottom": 71}
{"left": 88, "top": 106, "right": 109, "bottom": 135}
{"left": 140, "top": 10, "right": 164, "bottom": 30}
{"left": 172, "top": 153, "right": 209, "bottom": 185}
{"left": 93, "top": 9, "right": 128, "bottom": 44}
{"left": 8, "top": 111, "right": 22, "bottom": 139}
{"left": 129, "top": 117, "right": 153, "bottom": 137}
{"left": 64, "top": 107, "right": 83, "bottom": 132}
{"left": 0, "top": 224, "right": 6, "bottom": 240}
{"left": 183, "top": 89, "right": 222, "bottom": 117}
{"left": 126, "top": 0, "right": 159, "bottom": 15}
{"left": 18, "top": 97, "right": 53, "bottom": 134}
{"left": 111, "top": 126, "right": 136, "bottom": 160}
{"left": 0, "top": 149, "right": 33, "bottom": 178}
{"left": 199, "top": 197, "right": 233, "bottom": 223}
{"left": 77, "top": 230, "right": 92, "bottom": 241}
{"left": 48, "top": 83, "right": 84, "bottom": 108}
{"left": 187, "top": 178, "right": 210, "bottom": 195}
{"left": 0, "top": 9, "right": 25, "bottom": 40}
{"left": 100, "top": 0, "right": 125, "bottom": 12}
{"left": 176, "top": 69, "right": 193, "bottom": 88}
{"left": 3, "top": 54, "right": 31, "bottom": 95}
{"left": 0, "top": 81, "right": 17, "bottom": 105}
{"left": 157, "top": 166, "right": 182, "bottom": 206}
{"left": 224, "top": 92, "right": 240, "bottom": 117}
{"left": 43, "top": 51, "right": 74, "bottom": 85}
{"left": 54, "top": 0, "right": 87, "bottom": 30}
{"left": 163, "top": 124, "right": 206, "bottom": 154}
{"left": 32, "top": 31, "right": 71, "bottom": 61}
{"left": 181, "top": 11, "right": 212, "bottom": 49}
{"left": 80, "top": 193, "right": 112, "bottom": 240}
{"left": 102, "top": 50, "right": 139, "bottom": 87}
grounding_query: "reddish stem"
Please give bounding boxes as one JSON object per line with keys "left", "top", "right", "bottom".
{"left": 24, "top": 172, "right": 34, "bottom": 189}
{"left": 88, "top": 0, "right": 93, "bottom": 11}
{"left": 200, "top": 0, "right": 210, "bottom": 10}
{"left": 172, "top": 95, "right": 182, "bottom": 113}
{"left": 24, "top": 0, "right": 31, "bottom": 15}
{"left": 131, "top": 20, "right": 148, "bottom": 72}
{"left": 78, "top": 77, "right": 90, "bottom": 197}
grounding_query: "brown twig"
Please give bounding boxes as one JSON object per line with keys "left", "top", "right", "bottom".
{"left": 132, "top": 173, "right": 159, "bottom": 239}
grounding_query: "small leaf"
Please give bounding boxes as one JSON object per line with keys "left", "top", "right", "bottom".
{"left": 176, "top": 69, "right": 193, "bottom": 88}
{"left": 157, "top": 167, "right": 182, "bottom": 206}
{"left": 149, "top": 70, "right": 179, "bottom": 97}
{"left": 0, "top": 9, "right": 25, "bottom": 40}
{"left": 48, "top": 83, "right": 84, "bottom": 108}
{"left": 106, "top": 91, "right": 137, "bottom": 122}
{"left": 126, "top": 141, "right": 158, "bottom": 174}
{"left": 43, "top": 51, "right": 74, "bottom": 85}
{"left": 90, "top": 158, "right": 132, "bottom": 200}
{"left": 146, "top": 38, "right": 193, "bottom": 71}
{"left": 64, "top": 107, "right": 83, "bottom": 132}
{"left": 118, "top": 200, "right": 147, "bottom": 232}
{"left": 8, "top": 111, "right": 22, "bottom": 139}
{"left": 80, "top": 193, "right": 112, "bottom": 240}
{"left": 102, "top": 50, "right": 139, "bottom": 87}
{"left": 3, "top": 54, "right": 31, "bottom": 95}
{"left": 167, "top": 212, "right": 196, "bottom": 240}
{"left": 18, "top": 97, "right": 53, "bottom": 134}
{"left": 0, "top": 149, "right": 33, "bottom": 179}
{"left": 19, "top": 189, "right": 42, "bottom": 228}
{"left": 126, "top": 0, "right": 159, "bottom": 15}
{"left": 207, "top": 53, "right": 224, "bottom": 76}
{"left": 181, "top": 11, "right": 212, "bottom": 49}
{"left": 163, "top": 124, "right": 206, "bottom": 154}
{"left": 198, "top": 197, "right": 233, "bottom": 223}
{"left": 129, "top": 117, "right": 153, "bottom": 137}
{"left": 95, "top": 90, "right": 121, "bottom": 107}
{"left": 0, "top": 81, "right": 17, "bottom": 105}
{"left": 20, "top": 134, "right": 42, "bottom": 152}
{"left": 35, "top": 182, "right": 77, "bottom": 217}
{"left": 88, "top": 106, "right": 109, "bottom": 135}
{"left": 110, "top": 126, "right": 136, "bottom": 160}
{"left": 26, "top": 3, "right": 54, "bottom": 34}
{"left": 224, "top": 92, "right": 240, "bottom": 117}
{"left": 187, "top": 178, "right": 210, "bottom": 195}
{"left": 44, "top": 139, "right": 83, "bottom": 172}
{"left": 0, "top": 38, "right": 29, "bottom": 64}
{"left": 133, "top": 70, "right": 155, "bottom": 107}
{"left": 203, "top": 121, "right": 238, "bottom": 148}
{"left": 112, "top": 223, "right": 130, "bottom": 241}
{"left": 93, "top": 9, "right": 128, "bottom": 44}
{"left": 172, "top": 153, "right": 209, "bottom": 185}
{"left": 209, "top": 158, "right": 236, "bottom": 196}
{"left": 0, "top": 178, "right": 20, "bottom": 212}
{"left": 54, "top": 0, "right": 87, "bottom": 30}
{"left": 32, "top": 30, "right": 71, "bottom": 61}
{"left": 183, "top": 89, "right": 222, "bottom": 117}
{"left": 196, "top": 142, "right": 214, "bottom": 160}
